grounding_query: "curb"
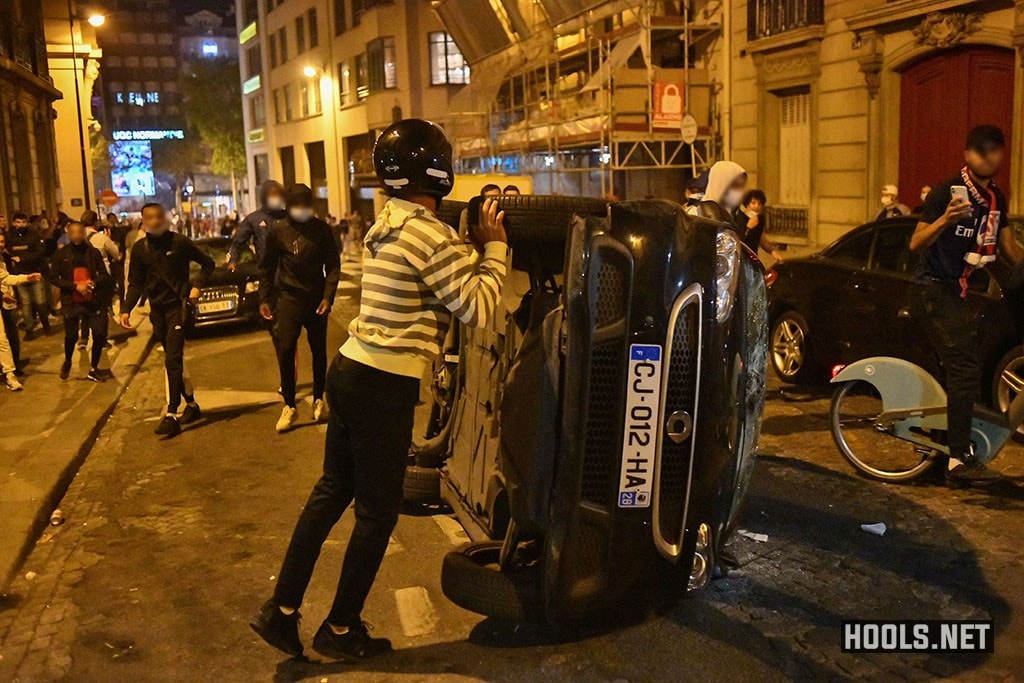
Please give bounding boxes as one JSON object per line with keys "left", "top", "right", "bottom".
{"left": 0, "top": 316, "right": 156, "bottom": 591}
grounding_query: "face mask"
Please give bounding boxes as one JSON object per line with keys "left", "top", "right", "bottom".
{"left": 723, "top": 188, "right": 744, "bottom": 210}
{"left": 881, "top": 195, "right": 895, "bottom": 208}
{"left": 145, "top": 223, "right": 169, "bottom": 236}
{"left": 266, "top": 196, "right": 285, "bottom": 211}
{"left": 289, "top": 207, "right": 313, "bottom": 223}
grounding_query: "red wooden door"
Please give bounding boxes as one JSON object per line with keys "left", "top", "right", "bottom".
{"left": 899, "top": 46, "right": 1015, "bottom": 205}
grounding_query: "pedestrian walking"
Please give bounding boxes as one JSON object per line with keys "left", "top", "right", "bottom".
{"left": 876, "top": 184, "right": 911, "bottom": 220}
{"left": 50, "top": 222, "right": 111, "bottom": 382}
{"left": 0, "top": 234, "right": 41, "bottom": 391}
{"left": 80, "top": 210, "right": 120, "bottom": 347}
{"left": 119, "top": 203, "right": 215, "bottom": 438}
{"left": 6, "top": 213, "right": 51, "bottom": 339}
{"left": 258, "top": 183, "right": 340, "bottom": 433}
{"left": 230, "top": 181, "right": 286, "bottom": 272}
{"left": 908, "top": 125, "right": 1023, "bottom": 486}
{"left": 250, "top": 119, "right": 509, "bottom": 661}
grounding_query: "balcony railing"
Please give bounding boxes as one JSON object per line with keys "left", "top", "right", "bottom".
{"left": 765, "top": 206, "right": 809, "bottom": 239}
{"left": 0, "top": 13, "right": 52, "bottom": 83}
{"left": 747, "top": 0, "right": 824, "bottom": 42}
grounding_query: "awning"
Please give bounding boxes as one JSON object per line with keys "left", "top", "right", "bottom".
{"left": 581, "top": 32, "right": 646, "bottom": 92}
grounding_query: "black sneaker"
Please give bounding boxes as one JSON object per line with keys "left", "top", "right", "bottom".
{"left": 312, "top": 621, "right": 391, "bottom": 662}
{"left": 249, "top": 599, "right": 303, "bottom": 658}
{"left": 86, "top": 368, "right": 104, "bottom": 383}
{"left": 946, "top": 461, "right": 1001, "bottom": 487}
{"left": 179, "top": 402, "right": 202, "bottom": 425}
{"left": 155, "top": 415, "right": 181, "bottom": 437}
{"left": 60, "top": 361, "right": 71, "bottom": 380}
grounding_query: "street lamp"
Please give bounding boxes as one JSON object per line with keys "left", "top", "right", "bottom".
{"left": 303, "top": 65, "right": 318, "bottom": 78}
{"left": 68, "top": 0, "right": 95, "bottom": 210}
{"left": 87, "top": 14, "right": 105, "bottom": 27}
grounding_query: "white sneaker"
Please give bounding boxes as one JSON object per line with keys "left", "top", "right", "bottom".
{"left": 276, "top": 405, "right": 298, "bottom": 432}
{"left": 312, "top": 398, "right": 328, "bottom": 422}
{"left": 5, "top": 373, "right": 23, "bottom": 391}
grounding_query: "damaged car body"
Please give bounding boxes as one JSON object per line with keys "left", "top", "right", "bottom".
{"left": 407, "top": 196, "right": 767, "bottom": 624}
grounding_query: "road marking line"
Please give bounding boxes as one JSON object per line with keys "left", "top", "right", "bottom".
{"left": 385, "top": 535, "right": 404, "bottom": 556}
{"left": 431, "top": 514, "right": 469, "bottom": 546}
{"left": 394, "top": 586, "right": 438, "bottom": 637}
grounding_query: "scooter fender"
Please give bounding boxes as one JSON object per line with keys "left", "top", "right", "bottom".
{"left": 831, "top": 358, "right": 948, "bottom": 430}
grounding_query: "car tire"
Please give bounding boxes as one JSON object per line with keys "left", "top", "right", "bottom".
{"left": 992, "top": 345, "right": 1024, "bottom": 441}
{"left": 403, "top": 465, "right": 441, "bottom": 504}
{"left": 492, "top": 195, "right": 608, "bottom": 246}
{"left": 435, "top": 200, "right": 468, "bottom": 231}
{"left": 770, "top": 310, "right": 818, "bottom": 384}
{"left": 441, "top": 541, "right": 544, "bottom": 622}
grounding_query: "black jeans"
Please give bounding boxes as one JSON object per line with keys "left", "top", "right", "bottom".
{"left": 63, "top": 305, "right": 107, "bottom": 368}
{"left": 273, "top": 354, "right": 419, "bottom": 626}
{"left": 909, "top": 283, "right": 980, "bottom": 459}
{"left": 273, "top": 291, "right": 328, "bottom": 407}
{"left": 1, "top": 308, "right": 20, "bottom": 368}
{"left": 150, "top": 303, "right": 191, "bottom": 413}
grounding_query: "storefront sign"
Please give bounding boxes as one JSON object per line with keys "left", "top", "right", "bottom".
{"left": 111, "top": 129, "right": 185, "bottom": 141}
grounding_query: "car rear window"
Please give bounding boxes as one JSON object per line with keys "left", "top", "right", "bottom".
{"left": 872, "top": 226, "right": 919, "bottom": 276}
{"left": 828, "top": 230, "right": 873, "bottom": 269}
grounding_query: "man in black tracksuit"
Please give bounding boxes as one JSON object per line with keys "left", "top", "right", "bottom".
{"left": 230, "top": 180, "right": 286, "bottom": 270}
{"left": 259, "top": 184, "right": 340, "bottom": 433}
{"left": 7, "top": 213, "right": 51, "bottom": 338}
{"left": 51, "top": 221, "right": 111, "bottom": 382}
{"left": 120, "top": 203, "right": 215, "bottom": 438}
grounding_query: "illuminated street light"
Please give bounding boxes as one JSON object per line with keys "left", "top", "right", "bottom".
{"left": 87, "top": 14, "right": 105, "bottom": 27}
{"left": 303, "top": 65, "right": 318, "bottom": 78}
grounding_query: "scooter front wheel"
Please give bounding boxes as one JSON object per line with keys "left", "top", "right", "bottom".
{"left": 830, "top": 380, "right": 937, "bottom": 482}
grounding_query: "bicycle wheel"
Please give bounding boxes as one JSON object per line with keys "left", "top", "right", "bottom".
{"left": 830, "top": 380, "right": 937, "bottom": 482}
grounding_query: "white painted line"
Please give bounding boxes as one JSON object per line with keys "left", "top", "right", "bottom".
{"left": 385, "top": 535, "right": 404, "bottom": 556}
{"left": 394, "top": 586, "right": 439, "bottom": 637}
{"left": 431, "top": 514, "right": 469, "bottom": 546}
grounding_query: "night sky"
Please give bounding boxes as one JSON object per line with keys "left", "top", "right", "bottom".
{"left": 174, "top": 0, "right": 235, "bottom": 18}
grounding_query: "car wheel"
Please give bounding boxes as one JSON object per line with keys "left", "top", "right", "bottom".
{"left": 492, "top": 195, "right": 608, "bottom": 246}
{"left": 770, "top": 311, "right": 816, "bottom": 384}
{"left": 403, "top": 465, "right": 441, "bottom": 504}
{"left": 992, "top": 345, "right": 1024, "bottom": 441}
{"left": 434, "top": 200, "right": 468, "bottom": 231}
{"left": 441, "top": 541, "right": 544, "bottom": 622}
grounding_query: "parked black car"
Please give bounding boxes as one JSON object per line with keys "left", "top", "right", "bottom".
{"left": 405, "top": 196, "right": 767, "bottom": 624}
{"left": 187, "top": 237, "right": 261, "bottom": 331}
{"left": 766, "top": 216, "right": 1024, "bottom": 416}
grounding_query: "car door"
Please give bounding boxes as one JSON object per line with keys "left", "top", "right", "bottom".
{"left": 861, "top": 223, "right": 928, "bottom": 362}
{"left": 814, "top": 228, "right": 876, "bottom": 364}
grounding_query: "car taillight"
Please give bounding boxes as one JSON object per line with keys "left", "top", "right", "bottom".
{"left": 764, "top": 268, "right": 778, "bottom": 286}
{"left": 831, "top": 364, "right": 846, "bottom": 379}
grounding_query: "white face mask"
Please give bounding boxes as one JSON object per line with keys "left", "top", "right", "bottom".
{"left": 266, "top": 196, "right": 285, "bottom": 211}
{"left": 723, "top": 188, "right": 744, "bottom": 210}
{"left": 289, "top": 207, "right": 313, "bottom": 223}
{"left": 881, "top": 195, "right": 895, "bottom": 208}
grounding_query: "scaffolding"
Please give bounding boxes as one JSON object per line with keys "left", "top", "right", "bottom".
{"left": 438, "top": 0, "right": 723, "bottom": 197}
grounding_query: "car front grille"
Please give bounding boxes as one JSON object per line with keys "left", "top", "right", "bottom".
{"left": 198, "top": 286, "right": 237, "bottom": 302}
{"left": 656, "top": 291, "right": 702, "bottom": 548}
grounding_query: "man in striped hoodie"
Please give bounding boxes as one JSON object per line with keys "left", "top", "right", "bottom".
{"left": 252, "top": 119, "right": 508, "bottom": 661}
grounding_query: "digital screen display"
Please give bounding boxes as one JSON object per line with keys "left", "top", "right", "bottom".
{"left": 110, "top": 140, "right": 155, "bottom": 197}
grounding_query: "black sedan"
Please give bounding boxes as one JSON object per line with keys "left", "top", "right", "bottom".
{"left": 187, "top": 237, "right": 261, "bottom": 331}
{"left": 766, "top": 216, "right": 1024, "bottom": 414}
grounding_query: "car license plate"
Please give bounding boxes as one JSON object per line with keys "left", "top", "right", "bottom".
{"left": 618, "top": 344, "right": 663, "bottom": 508}
{"left": 198, "top": 300, "right": 234, "bottom": 314}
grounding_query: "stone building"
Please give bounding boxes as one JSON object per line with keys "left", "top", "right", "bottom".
{"left": 237, "top": 0, "right": 466, "bottom": 218}
{"left": 0, "top": 0, "right": 62, "bottom": 219}
{"left": 727, "top": 0, "right": 1023, "bottom": 251}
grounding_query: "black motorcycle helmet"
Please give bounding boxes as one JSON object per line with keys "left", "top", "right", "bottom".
{"left": 373, "top": 119, "right": 454, "bottom": 200}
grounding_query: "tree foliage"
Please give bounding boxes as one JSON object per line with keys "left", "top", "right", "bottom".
{"left": 180, "top": 57, "right": 246, "bottom": 177}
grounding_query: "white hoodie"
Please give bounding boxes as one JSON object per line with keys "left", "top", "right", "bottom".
{"left": 704, "top": 160, "right": 747, "bottom": 208}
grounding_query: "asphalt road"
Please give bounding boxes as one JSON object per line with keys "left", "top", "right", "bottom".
{"left": 3, "top": 278, "right": 1024, "bottom": 681}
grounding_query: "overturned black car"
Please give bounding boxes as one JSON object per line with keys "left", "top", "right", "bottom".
{"left": 406, "top": 196, "right": 767, "bottom": 624}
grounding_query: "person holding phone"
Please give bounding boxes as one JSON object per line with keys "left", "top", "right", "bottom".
{"left": 909, "top": 125, "right": 1024, "bottom": 486}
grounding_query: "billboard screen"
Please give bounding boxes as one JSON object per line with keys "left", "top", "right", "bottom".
{"left": 110, "top": 140, "right": 155, "bottom": 197}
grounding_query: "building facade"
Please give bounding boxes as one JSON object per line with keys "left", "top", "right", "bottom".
{"left": 727, "top": 0, "right": 1024, "bottom": 251}
{"left": 237, "top": 0, "right": 467, "bottom": 217}
{"left": 0, "top": 0, "right": 62, "bottom": 220}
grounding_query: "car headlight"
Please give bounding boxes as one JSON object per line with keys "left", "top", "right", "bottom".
{"left": 715, "top": 231, "right": 739, "bottom": 323}
{"left": 245, "top": 280, "right": 259, "bottom": 293}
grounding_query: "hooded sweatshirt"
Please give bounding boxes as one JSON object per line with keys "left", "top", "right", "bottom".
{"left": 703, "top": 161, "right": 747, "bottom": 207}
{"left": 230, "top": 180, "right": 286, "bottom": 265}
{"left": 340, "top": 197, "right": 508, "bottom": 379}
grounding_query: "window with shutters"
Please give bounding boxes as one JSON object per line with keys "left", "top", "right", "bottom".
{"left": 778, "top": 89, "right": 810, "bottom": 207}
{"left": 296, "top": 16, "right": 305, "bottom": 54}
{"left": 334, "top": 0, "right": 346, "bottom": 35}
{"left": 308, "top": 9, "right": 319, "bottom": 48}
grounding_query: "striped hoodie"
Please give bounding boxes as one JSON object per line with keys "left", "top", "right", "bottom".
{"left": 341, "top": 197, "right": 508, "bottom": 379}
